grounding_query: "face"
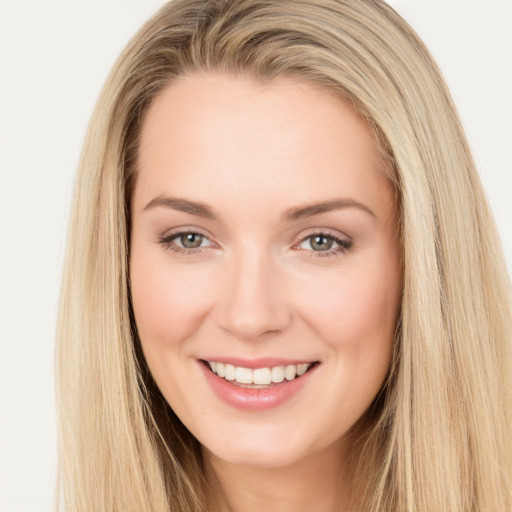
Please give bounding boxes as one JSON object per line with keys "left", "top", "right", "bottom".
{"left": 130, "top": 72, "right": 402, "bottom": 469}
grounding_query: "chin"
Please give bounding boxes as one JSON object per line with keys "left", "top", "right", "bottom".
{"left": 207, "top": 442, "right": 305, "bottom": 469}
{"left": 198, "top": 420, "right": 331, "bottom": 470}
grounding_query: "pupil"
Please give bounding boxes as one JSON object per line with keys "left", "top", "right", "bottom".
{"left": 312, "top": 235, "right": 332, "bottom": 251}
{"left": 181, "top": 233, "right": 202, "bottom": 248}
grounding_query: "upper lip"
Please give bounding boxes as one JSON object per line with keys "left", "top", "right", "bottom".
{"left": 199, "top": 357, "right": 318, "bottom": 369}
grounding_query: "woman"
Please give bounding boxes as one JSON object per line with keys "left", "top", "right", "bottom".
{"left": 55, "top": 0, "right": 512, "bottom": 510}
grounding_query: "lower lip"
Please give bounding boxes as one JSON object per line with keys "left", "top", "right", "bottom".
{"left": 198, "top": 361, "right": 318, "bottom": 411}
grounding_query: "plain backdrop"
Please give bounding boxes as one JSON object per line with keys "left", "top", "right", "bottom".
{"left": 0, "top": 1, "right": 511, "bottom": 511}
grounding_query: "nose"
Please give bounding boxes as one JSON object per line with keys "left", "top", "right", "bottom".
{"left": 214, "top": 247, "right": 292, "bottom": 340}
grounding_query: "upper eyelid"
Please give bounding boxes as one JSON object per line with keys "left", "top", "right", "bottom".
{"left": 161, "top": 226, "right": 213, "bottom": 240}
{"left": 304, "top": 228, "right": 348, "bottom": 237}
{"left": 159, "top": 229, "right": 350, "bottom": 252}
{"left": 161, "top": 230, "right": 215, "bottom": 249}
{"left": 160, "top": 228, "right": 349, "bottom": 241}
{"left": 296, "top": 228, "right": 351, "bottom": 243}
{"left": 294, "top": 232, "right": 351, "bottom": 251}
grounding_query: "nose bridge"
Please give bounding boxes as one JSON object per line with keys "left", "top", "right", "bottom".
{"left": 216, "top": 243, "right": 290, "bottom": 339}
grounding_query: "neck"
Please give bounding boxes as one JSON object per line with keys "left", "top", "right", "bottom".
{"left": 202, "top": 440, "right": 354, "bottom": 512}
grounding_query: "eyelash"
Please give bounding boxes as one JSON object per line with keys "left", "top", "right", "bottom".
{"left": 158, "top": 231, "right": 213, "bottom": 256}
{"left": 157, "top": 231, "right": 353, "bottom": 259}
{"left": 298, "top": 232, "right": 353, "bottom": 258}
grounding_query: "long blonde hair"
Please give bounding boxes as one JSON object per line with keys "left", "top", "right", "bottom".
{"left": 56, "top": 1, "right": 512, "bottom": 510}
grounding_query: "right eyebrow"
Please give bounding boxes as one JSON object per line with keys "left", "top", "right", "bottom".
{"left": 143, "top": 195, "right": 218, "bottom": 219}
{"left": 282, "top": 198, "right": 376, "bottom": 221}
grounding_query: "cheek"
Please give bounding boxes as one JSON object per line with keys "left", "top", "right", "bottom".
{"left": 295, "top": 253, "right": 401, "bottom": 380}
{"left": 129, "top": 249, "right": 217, "bottom": 410}
{"left": 302, "top": 268, "right": 399, "bottom": 341}
{"left": 294, "top": 257, "right": 400, "bottom": 433}
{"left": 129, "top": 248, "right": 215, "bottom": 348}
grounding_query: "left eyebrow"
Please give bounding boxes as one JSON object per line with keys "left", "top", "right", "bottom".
{"left": 143, "top": 195, "right": 218, "bottom": 219}
{"left": 281, "top": 198, "right": 376, "bottom": 221}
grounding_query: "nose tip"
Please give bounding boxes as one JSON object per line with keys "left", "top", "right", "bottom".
{"left": 215, "top": 255, "right": 291, "bottom": 340}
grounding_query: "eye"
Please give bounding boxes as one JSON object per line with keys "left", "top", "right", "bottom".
{"left": 158, "top": 230, "right": 214, "bottom": 254}
{"left": 297, "top": 232, "right": 352, "bottom": 257}
{"left": 176, "top": 232, "right": 206, "bottom": 249}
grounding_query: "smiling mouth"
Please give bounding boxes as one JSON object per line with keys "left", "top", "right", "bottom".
{"left": 201, "top": 360, "right": 319, "bottom": 389}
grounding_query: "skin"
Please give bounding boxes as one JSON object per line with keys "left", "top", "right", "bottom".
{"left": 130, "top": 72, "right": 402, "bottom": 512}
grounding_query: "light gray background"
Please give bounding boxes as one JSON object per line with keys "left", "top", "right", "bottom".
{"left": 1, "top": 1, "right": 511, "bottom": 511}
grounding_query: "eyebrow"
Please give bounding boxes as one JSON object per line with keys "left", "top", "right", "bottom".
{"left": 143, "top": 195, "right": 376, "bottom": 220}
{"left": 144, "top": 196, "right": 218, "bottom": 219}
{"left": 281, "top": 198, "right": 376, "bottom": 221}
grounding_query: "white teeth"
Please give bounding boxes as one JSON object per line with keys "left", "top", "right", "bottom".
{"left": 206, "top": 361, "right": 313, "bottom": 385}
{"left": 271, "top": 366, "right": 285, "bottom": 383}
{"left": 297, "top": 363, "right": 308, "bottom": 376}
{"left": 253, "top": 367, "right": 272, "bottom": 385}
{"left": 235, "top": 366, "right": 253, "bottom": 384}
{"left": 224, "top": 364, "right": 236, "bottom": 381}
{"left": 285, "top": 365, "right": 297, "bottom": 381}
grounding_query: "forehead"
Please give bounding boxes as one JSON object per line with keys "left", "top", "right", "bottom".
{"left": 134, "top": 72, "right": 393, "bottom": 221}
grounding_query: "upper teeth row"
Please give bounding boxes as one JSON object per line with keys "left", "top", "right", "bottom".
{"left": 208, "top": 361, "right": 311, "bottom": 385}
